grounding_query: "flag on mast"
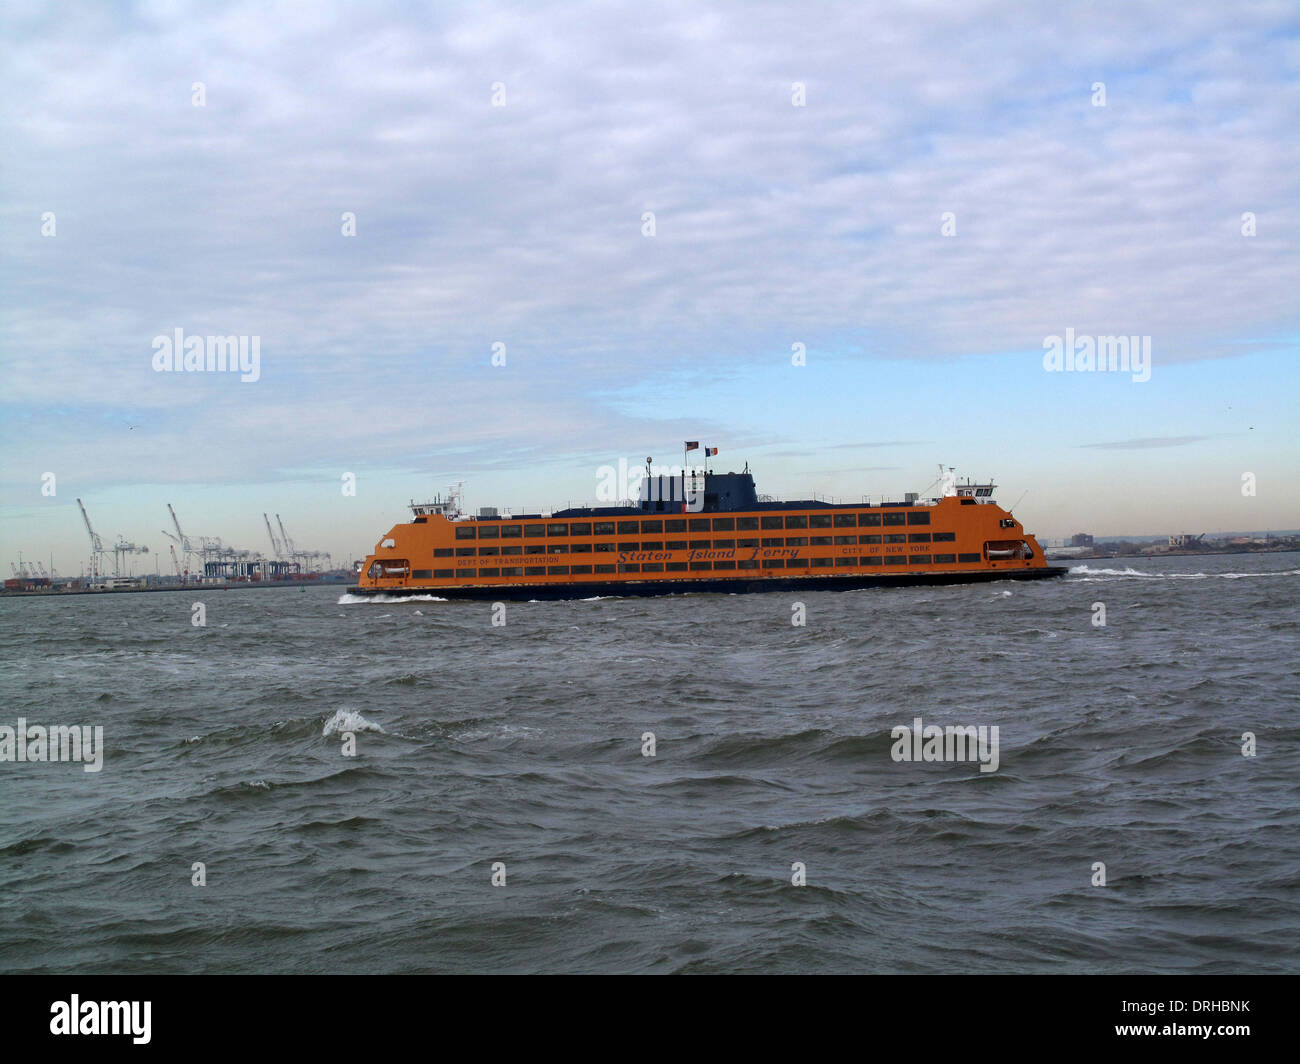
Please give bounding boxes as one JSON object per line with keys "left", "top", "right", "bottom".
{"left": 684, "top": 441, "right": 699, "bottom": 451}
{"left": 705, "top": 447, "right": 718, "bottom": 457}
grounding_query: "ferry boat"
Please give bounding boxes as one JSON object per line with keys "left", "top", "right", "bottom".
{"left": 352, "top": 459, "right": 1066, "bottom": 599}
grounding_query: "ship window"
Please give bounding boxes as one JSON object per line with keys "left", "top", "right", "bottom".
{"left": 833, "top": 514, "right": 857, "bottom": 528}
{"left": 413, "top": 569, "right": 433, "bottom": 579}
{"left": 811, "top": 557, "right": 834, "bottom": 568}
{"left": 455, "top": 525, "right": 477, "bottom": 539}
{"left": 884, "top": 555, "right": 907, "bottom": 566}
{"left": 479, "top": 525, "right": 500, "bottom": 539}
{"left": 664, "top": 519, "right": 687, "bottom": 532}
{"left": 666, "top": 540, "right": 687, "bottom": 550}
{"left": 738, "top": 560, "right": 759, "bottom": 569}
{"left": 666, "top": 562, "right": 687, "bottom": 572}
{"left": 546, "top": 523, "right": 568, "bottom": 536}
{"left": 525, "top": 566, "right": 546, "bottom": 576}
{"left": 861, "top": 556, "right": 882, "bottom": 566}
{"left": 618, "top": 521, "right": 639, "bottom": 534}
{"left": 809, "top": 514, "right": 832, "bottom": 528}
{"left": 761, "top": 537, "right": 783, "bottom": 547}
{"left": 640, "top": 541, "right": 664, "bottom": 551}
{"left": 571, "top": 565, "right": 592, "bottom": 574}
{"left": 594, "top": 542, "right": 616, "bottom": 553}
{"left": 959, "top": 553, "right": 981, "bottom": 563}
{"left": 569, "top": 523, "right": 592, "bottom": 535}
{"left": 570, "top": 543, "right": 592, "bottom": 553}
{"left": 860, "top": 535, "right": 882, "bottom": 544}
{"left": 810, "top": 536, "right": 831, "bottom": 546}
{"left": 785, "top": 537, "right": 808, "bottom": 547}
{"left": 883, "top": 512, "right": 906, "bottom": 526}
{"left": 594, "top": 564, "right": 616, "bottom": 573}
{"left": 884, "top": 534, "right": 907, "bottom": 544}
{"left": 737, "top": 538, "right": 758, "bottom": 548}
{"left": 714, "top": 561, "right": 736, "bottom": 571}
{"left": 784, "top": 515, "right": 808, "bottom": 529}
{"left": 501, "top": 525, "right": 522, "bottom": 537}
{"left": 455, "top": 569, "right": 474, "bottom": 578}
{"left": 933, "top": 532, "right": 956, "bottom": 542}
{"left": 713, "top": 539, "right": 736, "bottom": 549}
{"left": 961, "top": 498, "right": 975, "bottom": 506}
{"left": 711, "top": 518, "right": 734, "bottom": 531}
{"left": 908, "top": 533, "right": 931, "bottom": 543}
{"left": 478, "top": 546, "right": 500, "bottom": 556}
{"left": 434, "top": 569, "right": 454, "bottom": 578}
{"left": 907, "top": 511, "right": 931, "bottom": 525}
{"left": 501, "top": 546, "right": 522, "bottom": 556}
{"left": 908, "top": 555, "right": 932, "bottom": 565}
{"left": 478, "top": 567, "right": 500, "bottom": 577}
{"left": 641, "top": 563, "right": 664, "bottom": 573}
{"left": 547, "top": 566, "right": 569, "bottom": 575}
{"left": 525, "top": 545, "right": 545, "bottom": 555}
{"left": 834, "top": 557, "right": 856, "bottom": 567}
{"left": 689, "top": 518, "right": 710, "bottom": 531}
{"left": 640, "top": 520, "right": 663, "bottom": 533}
{"left": 834, "top": 536, "right": 857, "bottom": 545}
{"left": 524, "top": 524, "right": 545, "bottom": 537}
{"left": 433, "top": 548, "right": 453, "bottom": 557}
{"left": 761, "top": 516, "right": 784, "bottom": 529}
{"left": 551, "top": 544, "right": 569, "bottom": 554}
{"left": 593, "top": 522, "right": 615, "bottom": 535}
{"left": 501, "top": 567, "right": 523, "bottom": 577}
{"left": 413, "top": 517, "right": 427, "bottom": 524}
{"left": 859, "top": 513, "right": 882, "bottom": 527}
{"left": 762, "top": 559, "right": 785, "bottom": 569}
{"left": 618, "top": 563, "right": 640, "bottom": 573}
{"left": 735, "top": 517, "right": 759, "bottom": 530}
{"left": 689, "top": 561, "right": 711, "bottom": 571}
{"left": 456, "top": 547, "right": 476, "bottom": 557}
{"left": 934, "top": 554, "right": 957, "bottom": 564}
{"left": 689, "top": 539, "right": 710, "bottom": 549}
{"left": 618, "top": 541, "right": 638, "bottom": 551}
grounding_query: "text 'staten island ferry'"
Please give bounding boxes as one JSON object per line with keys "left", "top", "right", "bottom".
{"left": 353, "top": 449, "right": 1066, "bottom": 599}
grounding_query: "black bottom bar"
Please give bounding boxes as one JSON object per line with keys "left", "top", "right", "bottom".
{"left": 348, "top": 566, "right": 1068, "bottom": 601}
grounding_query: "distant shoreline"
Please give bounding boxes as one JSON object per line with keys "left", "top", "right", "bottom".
{"left": 0, "top": 582, "right": 348, "bottom": 600}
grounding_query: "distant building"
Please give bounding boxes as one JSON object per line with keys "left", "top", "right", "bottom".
{"left": 1070, "top": 532, "right": 1094, "bottom": 547}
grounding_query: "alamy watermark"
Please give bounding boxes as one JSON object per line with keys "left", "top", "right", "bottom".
{"left": 152, "top": 328, "right": 261, "bottom": 382}
{"left": 1, "top": 718, "right": 104, "bottom": 772}
{"left": 890, "top": 716, "right": 1000, "bottom": 773}
{"left": 596, "top": 458, "right": 704, "bottom": 511}
{"left": 1042, "top": 329, "right": 1151, "bottom": 383}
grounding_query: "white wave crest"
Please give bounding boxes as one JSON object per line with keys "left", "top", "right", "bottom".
{"left": 337, "top": 593, "right": 448, "bottom": 604}
{"left": 322, "top": 708, "right": 385, "bottom": 736}
{"left": 1070, "top": 564, "right": 1299, "bottom": 581}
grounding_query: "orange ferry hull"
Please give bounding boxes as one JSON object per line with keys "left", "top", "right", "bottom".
{"left": 349, "top": 565, "right": 1064, "bottom": 600}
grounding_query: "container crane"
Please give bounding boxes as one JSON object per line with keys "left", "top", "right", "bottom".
{"left": 77, "top": 498, "right": 106, "bottom": 579}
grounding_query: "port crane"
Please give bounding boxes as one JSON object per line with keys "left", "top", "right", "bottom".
{"left": 111, "top": 536, "right": 149, "bottom": 578}
{"left": 264, "top": 513, "right": 286, "bottom": 560}
{"left": 77, "top": 498, "right": 107, "bottom": 579}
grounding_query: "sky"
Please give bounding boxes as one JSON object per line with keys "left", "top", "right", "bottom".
{"left": 1, "top": 0, "right": 1297, "bottom": 574}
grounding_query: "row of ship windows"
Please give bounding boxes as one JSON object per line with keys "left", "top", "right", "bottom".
{"left": 410, "top": 554, "right": 981, "bottom": 578}
{"left": 437, "top": 532, "right": 958, "bottom": 557}
{"left": 453, "top": 511, "right": 932, "bottom": 539}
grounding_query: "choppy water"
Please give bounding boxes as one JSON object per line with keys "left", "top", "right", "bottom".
{"left": 2, "top": 552, "right": 1297, "bottom": 973}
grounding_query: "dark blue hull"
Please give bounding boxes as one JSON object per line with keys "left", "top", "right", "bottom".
{"left": 347, "top": 565, "right": 1068, "bottom": 601}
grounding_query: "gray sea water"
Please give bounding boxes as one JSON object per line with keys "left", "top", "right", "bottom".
{"left": 1, "top": 552, "right": 1297, "bottom": 974}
